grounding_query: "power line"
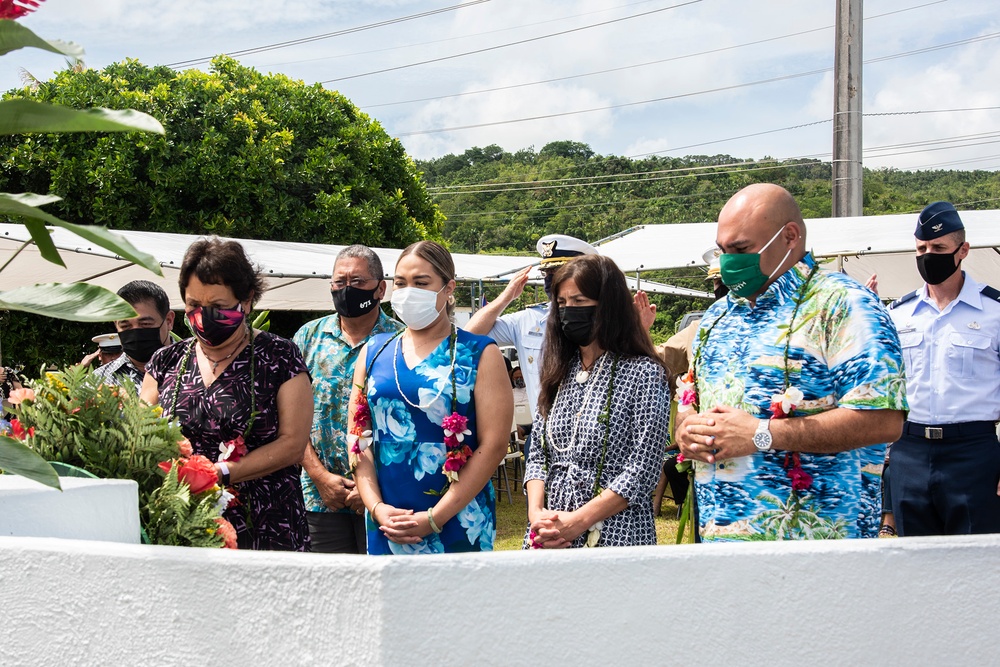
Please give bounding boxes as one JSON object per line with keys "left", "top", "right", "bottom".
{"left": 397, "top": 31, "right": 1000, "bottom": 137}
{"left": 360, "top": 0, "right": 947, "bottom": 109}
{"left": 320, "top": 0, "right": 704, "bottom": 84}
{"left": 265, "top": 0, "right": 670, "bottom": 68}
{"left": 166, "top": 1, "right": 491, "bottom": 68}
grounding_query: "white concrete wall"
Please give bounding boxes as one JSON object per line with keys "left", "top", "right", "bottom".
{"left": 0, "top": 477, "right": 139, "bottom": 544}
{"left": 1, "top": 535, "right": 998, "bottom": 666}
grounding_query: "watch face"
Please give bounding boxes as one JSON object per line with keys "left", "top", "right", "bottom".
{"left": 753, "top": 432, "right": 772, "bottom": 451}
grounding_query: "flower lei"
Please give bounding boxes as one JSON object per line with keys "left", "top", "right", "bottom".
{"left": 769, "top": 261, "right": 820, "bottom": 494}
{"left": 532, "top": 353, "right": 619, "bottom": 549}
{"left": 169, "top": 329, "right": 257, "bottom": 467}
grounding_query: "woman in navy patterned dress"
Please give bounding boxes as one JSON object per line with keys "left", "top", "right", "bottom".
{"left": 524, "top": 255, "right": 670, "bottom": 549}
{"left": 351, "top": 241, "right": 512, "bottom": 554}
{"left": 143, "top": 238, "right": 312, "bottom": 551}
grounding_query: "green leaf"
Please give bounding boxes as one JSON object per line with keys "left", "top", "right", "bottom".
{"left": 0, "top": 193, "right": 163, "bottom": 275}
{"left": 0, "top": 20, "right": 84, "bottom": 58}
{"left": 0, "top": 100, "right": 165, "bottom": 135}
{"left": 0, "top": 283, "right": 137, "bottom": 321}
{"left": 0, "top": 436, "right": 61, "bottom": 490}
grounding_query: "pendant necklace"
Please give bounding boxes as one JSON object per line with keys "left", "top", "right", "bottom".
{"left": 203, "top": 328, "right": 248, "bottom": 372}
{"left": 575, "top": 353, "right": 602, "bottom": 384}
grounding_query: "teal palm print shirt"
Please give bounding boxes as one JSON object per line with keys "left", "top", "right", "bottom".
{"left": 294, "top": 309, "right": 403, "bottom": 513}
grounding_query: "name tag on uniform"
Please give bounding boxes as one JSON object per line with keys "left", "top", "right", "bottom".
{"left": 527, "top": 329, "right": 543, "bottom": 337}
{"left": 897, "top": 327, "right": 915, "bottom": 335}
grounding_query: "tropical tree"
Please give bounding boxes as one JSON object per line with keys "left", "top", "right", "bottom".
{"left": 0, "top": 56, "right": 443, "bottom": 246}
{"left": 0, "top": 5, "right": 166, "bottom": 489}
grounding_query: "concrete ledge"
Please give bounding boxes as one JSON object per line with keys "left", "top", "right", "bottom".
{"left": 0, "top": 476, "right": 139, "bottom": 544}
{"left": 1, "top": 535, "right": 998, "bottom": 666}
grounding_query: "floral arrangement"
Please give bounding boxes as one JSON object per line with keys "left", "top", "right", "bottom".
{"left": 5, "top": 365, "right": 232, "bottom": 548}
{"left": 147, "top": 455, "right": 237, "bottom": 548}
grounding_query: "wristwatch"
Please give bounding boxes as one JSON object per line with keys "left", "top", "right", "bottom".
{"left": 752, "top": 419, "right": 773, "bottom": 452}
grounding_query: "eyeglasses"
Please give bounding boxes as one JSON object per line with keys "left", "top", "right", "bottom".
{"left": 331, "top": 277, "right": 376, "bottom": 289}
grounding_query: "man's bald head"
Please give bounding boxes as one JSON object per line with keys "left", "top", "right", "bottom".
{"left": 716, "top": 184, "right": 808, "bottom": 300}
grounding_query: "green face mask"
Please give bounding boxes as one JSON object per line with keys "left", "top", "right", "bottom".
{"left": 719, "top": 226, "right": 792, "bottom": 298}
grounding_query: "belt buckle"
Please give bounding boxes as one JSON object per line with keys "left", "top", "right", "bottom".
{"left": 924, "top": 427, "right": 943, "bottom": 439}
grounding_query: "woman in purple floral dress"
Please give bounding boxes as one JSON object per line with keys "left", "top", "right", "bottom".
{"left": 143, "top": 238, "right": 312, "bottom": 551}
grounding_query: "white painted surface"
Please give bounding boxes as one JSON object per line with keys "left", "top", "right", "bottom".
{"left": 1, "top": 534, "right": 998, "bottom": 666}
{"left": 0, "top": 476, "right": 140, "bottom": 544}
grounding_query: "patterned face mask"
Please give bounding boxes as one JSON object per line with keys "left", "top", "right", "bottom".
{"left": 186, "top": 303, "right": 246, "bottom": 347}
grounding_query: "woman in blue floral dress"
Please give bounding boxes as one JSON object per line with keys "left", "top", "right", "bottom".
{"left": 351, "top": 241, "right": 512, "bottom": 554}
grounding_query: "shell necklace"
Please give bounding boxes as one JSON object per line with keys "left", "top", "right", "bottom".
{"left": 547, "top": 353, "right": 607, "bottom": 454}
{"left": 392, "top": 326, "right": 457, "bottom": 410}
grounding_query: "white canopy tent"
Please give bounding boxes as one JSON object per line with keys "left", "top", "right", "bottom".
{"left": 595, "top": 210, "right": 1000, "bottom": 300}
{"left": 0, "top": 224, "right": 707, "bottom": 312}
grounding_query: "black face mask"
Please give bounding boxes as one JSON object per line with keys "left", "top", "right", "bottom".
{"left": 559, "top": 305, "right": 597, "bottom": 347}
{"left": 118, "top": 327, "right": 165, "bottom": 363}
{"left": 916, "top": 246, "right": 961, "bottom": 285}
{"left": 714, "top": 282, "right": 730, "bottom": 300}
{"left": 543, "top": 272, "right": 555, "bottom": 297}
{"left": 332, "top": 285, "right": 380, "bottom": 318}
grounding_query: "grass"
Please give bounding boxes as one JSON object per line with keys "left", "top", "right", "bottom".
{"left": 492, "top": 479, "right": 682, "bottom": 550}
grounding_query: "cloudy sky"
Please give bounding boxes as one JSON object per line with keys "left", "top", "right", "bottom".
{"left": 6, "top": 0, "right": 999, "bottom": 170}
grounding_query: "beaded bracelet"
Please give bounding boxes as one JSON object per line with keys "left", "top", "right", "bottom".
{"left": 427, "top": 506, "right": 443, "bottom": 534}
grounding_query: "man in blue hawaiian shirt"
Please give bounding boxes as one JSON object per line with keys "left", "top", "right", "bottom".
{"left": 676, "top": 184, "right": 907, "bottom": 541}
{"left": 294, "top": 245, "right": 402, "bottom": 553}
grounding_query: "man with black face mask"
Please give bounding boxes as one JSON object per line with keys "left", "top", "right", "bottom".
{"left": 886, "top": 201, "right": 1000, "bottom": 536}
{"left": 292, "top": 245, "right": 403, "bottom": 553}
{"left": 93, "top": 280, "right": 175, "bottom": 393}
{"left": 465, "top": 234, "right": 598, "bottom": 416}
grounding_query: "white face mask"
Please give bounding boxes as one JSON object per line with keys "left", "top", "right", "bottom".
{"left": 390, "top": 286, "right": 446, "bottom": 330}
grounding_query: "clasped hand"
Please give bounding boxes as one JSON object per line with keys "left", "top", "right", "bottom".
{"left": 373, "top": 504, "right": 432, "bottom": 544}
{"left": 528, "top": 509, "right": 587, "bottom": 548}
{"left": 676, "top": 405, "right": 759, "bottom": 463}
{"left": 318, "top": 473, "right": 364, "bottom": 513}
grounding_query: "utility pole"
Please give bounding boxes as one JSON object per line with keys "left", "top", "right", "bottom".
{"left": 832, "top": 0, "right": 863, "bottom": 217}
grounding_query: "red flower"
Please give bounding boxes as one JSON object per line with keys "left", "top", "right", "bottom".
{"left": 159, "top": 455, "right": 219, "bottom": 494}
{"left": 0, "top": 0, "right": 44, "bottom": 20}
{"left": 215, "top": 518, "right": 238, "bottom": 549}
{"left": 444, "top": 433, "right": 460, "bottom": 450}
{"left": 9, "top": 418, "right": 33, "bottom": 440}
{"left": 223, "top": 435, "right": 247, "bottom": 462}
{"left": 787, "top": 467, "right": 813, "bottom": 492}
{"left": 770, "top": 400, "right": 787, "bottom": 419}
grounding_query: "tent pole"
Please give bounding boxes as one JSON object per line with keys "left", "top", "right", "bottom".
{"left": 635, "top": 270, "right": 642, "bottom": 292}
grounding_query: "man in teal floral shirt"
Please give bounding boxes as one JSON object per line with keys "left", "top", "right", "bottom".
{"left": 677, "top": 184, "right": 907, "bottom": 541}
{"left": 294, "top": 245, "right": 402, "bottom": 553}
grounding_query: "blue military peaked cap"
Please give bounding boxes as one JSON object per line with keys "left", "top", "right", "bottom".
{"left": 915, "top": 201, "right": 964, "bottom": 240}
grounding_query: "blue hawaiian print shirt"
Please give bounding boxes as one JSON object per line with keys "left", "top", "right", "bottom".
{"left": 691, "top": 253, "right": 907, "bottom": 541}
{"left": 293, "top": 310, "right": 403, "bottom": 513}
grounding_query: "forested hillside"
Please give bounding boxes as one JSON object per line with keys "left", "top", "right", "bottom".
{"left": 417, "top": 140, "right": 1000, "bottom": 340}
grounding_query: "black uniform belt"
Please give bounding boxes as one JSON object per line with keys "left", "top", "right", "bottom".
{"left": 904, "top": 421, "right": 997, "bottom": 440}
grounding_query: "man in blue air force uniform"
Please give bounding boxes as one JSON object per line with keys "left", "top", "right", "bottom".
{"left": 888, "top": 201, "right": 1000, "bottom": 535}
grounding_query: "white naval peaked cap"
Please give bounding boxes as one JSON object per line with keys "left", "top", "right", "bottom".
{"left": 536, "top": 234, "right": 599, "bottom": 268}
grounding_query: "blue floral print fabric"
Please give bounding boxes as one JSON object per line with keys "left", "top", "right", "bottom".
{"left": 363, "top": 328, "right": 497, "bottom": 555}
{"left": 691, "top": 253, "right": 907, "bottom": 541}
